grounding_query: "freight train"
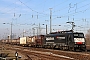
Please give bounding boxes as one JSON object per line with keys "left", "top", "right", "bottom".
{"left": 1, "top": 30, "right": 86, "bottom": 51}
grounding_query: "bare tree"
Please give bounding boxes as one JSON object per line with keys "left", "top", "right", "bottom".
{"left": 85, "top": 29, "right": 90, "bottom": 45}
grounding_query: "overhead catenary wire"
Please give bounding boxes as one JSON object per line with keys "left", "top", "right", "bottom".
{"left": 0, "top": 0, "right": 90, "bottom": 24}
{"left": 18, "top": 0, "right": 48, "bottom": 16}
{"left": 62, "top": 5, "right": 90, "bottom": 18}
{"left": 53, "top": 0, "right": 87, "bottom": 13}
{"left": 18, "top": 0, "right": 71, "bottom": 20}
{"left": 0, "top": 1, "right": 17, "bottom": 14}
{"left": 56, "top": 2, "right": 90, "bottom": 19}
{"left": 47, "top": 0, "right": 89, "bottom": 21}
{"left": 0, "top": 0, "right": 88, "bottom": 17}
{"left": 41, "top": 0, "right": 69, "bottom": 13}
{"left": 17, "top": 0, "right": 90, "bottom": 23}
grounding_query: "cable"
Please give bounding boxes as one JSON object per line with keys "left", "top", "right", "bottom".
{"left": 53, "top": 0, "right": 87, "bottom": 13}
{"left": 18, "top": 0, "right": 48, "bottom": 15}
{"left": 41, "top": 0, "right": 69, "bottom": 13}
{"left": 57, "top": 2, "right": 90, "bottom": 19}
{"left": 69, "top": 3, "right": 90, "bottom": 13}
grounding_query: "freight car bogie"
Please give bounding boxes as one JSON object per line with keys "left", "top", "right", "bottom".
{"left": 68, "top": 44, "right": 86, "bottom": 51}
{"left": 74, "top": 44, "right": 86, "bottom": 51}
{"left": 44, "top": 45, "right": 51, "bottom": 49}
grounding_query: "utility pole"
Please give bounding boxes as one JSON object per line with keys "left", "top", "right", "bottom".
{"left": 33, "top": 27, "right": 38, "bottom": 36}
{"left": 32, "top": 28, "right": 35, "bottom": 36}
{"left": 39, "top": 23, "right": 41, "bottom": 35}
{"left": 23, "top": 29, "right": 24, "bottom": 37}
{"left": 46, "top": 24, "right": 47, "bottom": 34}
{"left": 50, "top": 8, "right": 52, "bottom": 33}
{"left": 42, "top": 24, "right": 48, "bottom": 35}
{"left": 3, "top": 23, "right": 13, "bottom": 43}
{"left": 11, "top": 23, "right": 12, "bottom": 42}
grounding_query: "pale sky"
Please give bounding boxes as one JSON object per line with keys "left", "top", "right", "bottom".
{"left": 0, "top": 0, "right": 90, "bottom": 39}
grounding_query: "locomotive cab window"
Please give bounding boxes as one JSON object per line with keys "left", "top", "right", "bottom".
{"left": 74, "top": 33, "right": 85, "bottom": 44}
{"left": 74, "top": 33, "right": 84, "bottom": 38}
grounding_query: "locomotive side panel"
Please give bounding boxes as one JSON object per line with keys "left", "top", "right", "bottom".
{"left": 43, "top": 34, "right": 68, "bottom": 49}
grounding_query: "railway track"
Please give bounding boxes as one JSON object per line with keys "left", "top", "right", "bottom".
{"left": 19, "top": 46, "right": 90, "bottom": 59}
{"left": 11, "top": 47, "right": 72, "bottom": 60}
{"left": 1, "top": 43, "right": 90, "bottom": 60}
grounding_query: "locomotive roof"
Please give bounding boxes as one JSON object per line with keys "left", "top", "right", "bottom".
{"left": 46, "top": 32, "right": 84, "bottom": 36}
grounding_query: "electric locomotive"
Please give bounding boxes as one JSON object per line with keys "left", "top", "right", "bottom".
{"left": 43, "top": 30, "right": 86, "bottom": 51}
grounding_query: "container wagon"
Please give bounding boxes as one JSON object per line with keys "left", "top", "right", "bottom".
{"left": 20, "top": 36, "right": 36, "bottom": 46}
{"left": 35, "top": 35, "right": 45, "bottom": 47}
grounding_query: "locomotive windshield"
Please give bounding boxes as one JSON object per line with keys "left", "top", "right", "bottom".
{"left": 74, "top": 33, "right": 84, "bottom": 38}
{"left": 74, "top": 33, "right": 85, "bottom": 43}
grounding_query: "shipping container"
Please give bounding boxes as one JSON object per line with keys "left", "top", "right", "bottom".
{"left": 20, "top": 36, "right": 36, "bottom": 46}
